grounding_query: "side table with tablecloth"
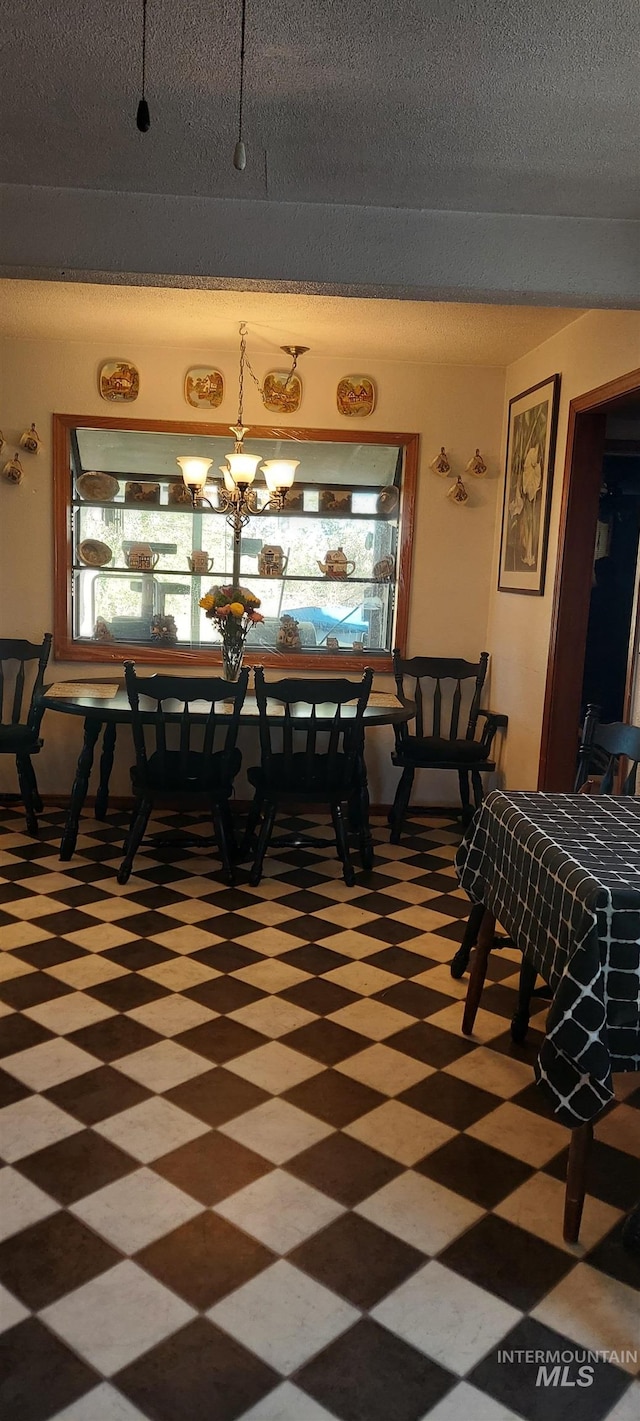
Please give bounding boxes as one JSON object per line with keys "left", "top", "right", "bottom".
{"left": 456, "top": 790, "right": 640, "bottom": 1239}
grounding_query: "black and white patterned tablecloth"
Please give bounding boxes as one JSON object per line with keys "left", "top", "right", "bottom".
{"left": 456, "top": 790, "right": 640, "bottom": 1125}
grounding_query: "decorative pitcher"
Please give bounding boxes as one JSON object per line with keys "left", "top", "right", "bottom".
{"left": 258, "top": 545, "right": 288, "bottom": 577}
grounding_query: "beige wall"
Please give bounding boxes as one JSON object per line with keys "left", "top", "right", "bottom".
{"left": 486, "top": 309, "right": 640, "bottom": 790}
{"left": 0, "top": 331, "right": 504, "bottom": 804}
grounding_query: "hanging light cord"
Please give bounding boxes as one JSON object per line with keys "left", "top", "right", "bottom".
{"left": 136, "top": 0, "right": 150, "bottom": 132}
{"left": 233, "top": 0, "right": 247, "bottom": 169}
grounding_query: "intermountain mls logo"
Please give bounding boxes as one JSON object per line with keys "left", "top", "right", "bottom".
{"left": 498, "top": 1349, "right": 638, "bottom": 1388}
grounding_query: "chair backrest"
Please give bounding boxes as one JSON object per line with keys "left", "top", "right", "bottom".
{"left": 253, "top": 666, "right": 373, "bottom": 790}
{"left": 575, "top": 703, "right": 640, "bottom": 795}
{"left": 392, "top": 650, "right": 488, "bottom": 741}
{"left": 123, "top": 662, "right": 249, "bottom": 790}
{"left": 0, "top": 634, "right": 52, "bottom": 730}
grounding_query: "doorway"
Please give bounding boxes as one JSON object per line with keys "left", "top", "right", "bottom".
{"left": 538, "top": 368, "right": 640, "bottom": 790}
{"left": 580, "top": 429, "right": 640, "bottom": 725}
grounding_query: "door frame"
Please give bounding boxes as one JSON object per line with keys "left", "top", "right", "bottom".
{"left": 538, "top": 366, "right": 640, "bottom": 790}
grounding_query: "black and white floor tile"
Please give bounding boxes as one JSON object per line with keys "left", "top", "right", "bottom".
{"left": 0, "top": 806, "right": 638, "bottom": 1421}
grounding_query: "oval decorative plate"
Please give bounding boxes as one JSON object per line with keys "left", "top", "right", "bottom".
{"left": 78, "top": 539, "right": 113, "bottom": 567}
{"left": 99, "top": 360, "right": 140, "bottom": 402}
{"left": 76, "top": 472, "right": 119, "bottom": 502}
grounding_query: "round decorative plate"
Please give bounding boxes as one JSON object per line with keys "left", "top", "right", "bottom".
{"left": 76, "top": 472, "right": 119, "bottom": 502}
{"left": 376, "top": 485, "right": 399, "bottom": 517}
{"left": 78, "top": 539, "right": 113, "bottom": 567}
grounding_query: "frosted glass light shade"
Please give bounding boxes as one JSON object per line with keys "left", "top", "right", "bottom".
{"left": 176, "top": 456, "right": 213, "bottom": 490}
{"left": 261, "top": 459, "right": 300, "bottom": 492}
{"left": 224, "top": 451, "right": 261, "bottom": 486}
{"left": 219, "top": 466, "right": 237, "bottom": 493}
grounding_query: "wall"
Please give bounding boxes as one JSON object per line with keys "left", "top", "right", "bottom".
{"left": 0, "top": 328, "right": 504, "bottom": 805}
{"left": 486, "top": 309, "right": 640, "bottom": 789}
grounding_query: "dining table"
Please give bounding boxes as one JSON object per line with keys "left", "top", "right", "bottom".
{"left": 456, "top": 789, "right": 640, "bottom": 1238}
{"left": 40, "top": 678, "right": 415, "bottom": 862}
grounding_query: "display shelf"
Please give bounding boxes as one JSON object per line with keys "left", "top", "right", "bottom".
{"left": 72, "top": 500, "right": 387, "bottom": 521}
{"left": 73, "top": 565, "right": 395, "bottom": 585}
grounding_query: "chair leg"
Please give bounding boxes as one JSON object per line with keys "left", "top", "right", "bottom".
{"left": 117, "top": 797, "right": 152, "bottom": 884}
{"left": 16, "top": 755, "right": 39, "bottom": 836}
{"left": 390, "top": 766, "right": 415, "bottom": 844}
{"left": 240, "top": 791, "right": 264, "bottom": 858}
{"left": 471, "top": 768, "right": 484, "bottom": 809}
{"left": 249, "top": 799, "right": 277, "bottom": 886}
{"left": 511, "top": 957, "right": 537, "bottom": 1042}
{"left": 212, "top": 800, "right": 236, "bottom": 885}
{"left": 24, "top": 756, "right": 43, "bottom": 813}
{"left": 458, "top": 770, "right": 473, "bottom": 826}
{"left": 451, "top": 900, "right": 485, "bottom": 979}
{"left": 332, "top": 801, "right": 355, "bottom": 886}
{"left": 462, "top": 908, "right": 495, "bottom": 1035}
{"left": 563, "top": 1121, "right": 593, "bottom": 1243}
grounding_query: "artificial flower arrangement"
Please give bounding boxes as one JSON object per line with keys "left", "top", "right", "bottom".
{"left": 199, "top": 584, "right": 263, "bottom": 680}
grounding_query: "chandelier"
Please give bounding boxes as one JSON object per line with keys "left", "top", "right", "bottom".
{"left": 177, "top": 323, "right": 308, "bottom": 542}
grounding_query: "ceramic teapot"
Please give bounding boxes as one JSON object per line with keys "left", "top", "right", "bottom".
{"left": 317, "top": 546, "right": 355, "bottom": 580}
{"left": 258, "top": 545, "right": 288, "bottom": 577}
{"left": 188, "top": 550, "right": 214, "bottom": 574}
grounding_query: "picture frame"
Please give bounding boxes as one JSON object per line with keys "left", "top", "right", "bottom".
{"left": 124, "top": 480, "right": 161, "bottom": 505}
{"left": 497, "top": 373, "right": 561, "bottom": 596}
{"left": 319, "top": 488, "right": 352, "bottom": 514}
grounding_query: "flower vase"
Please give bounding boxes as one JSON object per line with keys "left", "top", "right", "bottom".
{"left": 222, "top": 638, "right": 245, "bottom": 682}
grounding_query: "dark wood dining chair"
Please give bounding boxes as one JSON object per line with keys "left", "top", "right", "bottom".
{"left": 0, "top": 633, "right": 52, "bottom": 835}
{"left": 244, "top": 666, "right": 374, "bottom": 887}
{"left": 389, "top": 650, "right": 507, "bottom": 841}
{"left": 117, "top": 662, "right": 249, "bottom": 885}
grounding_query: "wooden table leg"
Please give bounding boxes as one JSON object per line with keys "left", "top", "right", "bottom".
{"left": 563, "top": 1121, "right": 593, "bottom": 1243}
{"left": 95, "top": 722, "right": 117, "bottom": 821}
{"left": 462, "top": 907, "right": 495, "bottom": 1036}
{"left": 59, "top": 718, "right": 102, "bottom": 861}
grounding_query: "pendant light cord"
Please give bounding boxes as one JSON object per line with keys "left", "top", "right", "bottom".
{"left": 233, "top": 0, "right": 247, "bottom": 168}
{"left": 136, "top": 0, "right": 151, "bottom": 131}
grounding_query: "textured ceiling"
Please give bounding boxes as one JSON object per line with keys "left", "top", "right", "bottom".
{"left": 1, "top": 0, "right": 639, "bottom": 220}
{"left": 0, "top": 280, "right": 582, "bottom": 365}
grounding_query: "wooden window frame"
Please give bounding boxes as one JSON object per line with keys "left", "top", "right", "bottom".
{"left": 53, "top": 413, "right": 419, "bottom": 671}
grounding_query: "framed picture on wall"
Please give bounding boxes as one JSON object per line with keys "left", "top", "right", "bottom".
{"left": 498, "top": 373, "right": 561, "bottom": 595}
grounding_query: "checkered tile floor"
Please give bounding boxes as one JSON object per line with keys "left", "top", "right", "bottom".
{"left": 0, "top": 806, "right": 638, "bottom": 1421}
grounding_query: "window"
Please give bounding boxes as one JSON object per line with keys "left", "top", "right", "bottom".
{"left": 53, "top": 416, "right": 418, "bottom": 669}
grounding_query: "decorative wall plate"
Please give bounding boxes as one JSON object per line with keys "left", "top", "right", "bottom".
{"left": 124, "top": 481, "right": 160, "bottom": 505}
{"left": 185, "top": 367, "right": 224, "bottom": 409}
{"left": 99, "top": 360, "right": 140, "bottom": 402}
{"left": 76, "top": 472, "right": 119, "bottom": 501}
{"left": 78, "top": 539, "right": 113, "bottom": 567}
{"left": 337, "top": 376, "right": 376, "bottom": 417}
{"left": 376, "top": 485, "right": 399, "bottom": 517}
{"left": 262, "top": 371, "right": 302, "bottom": 415}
